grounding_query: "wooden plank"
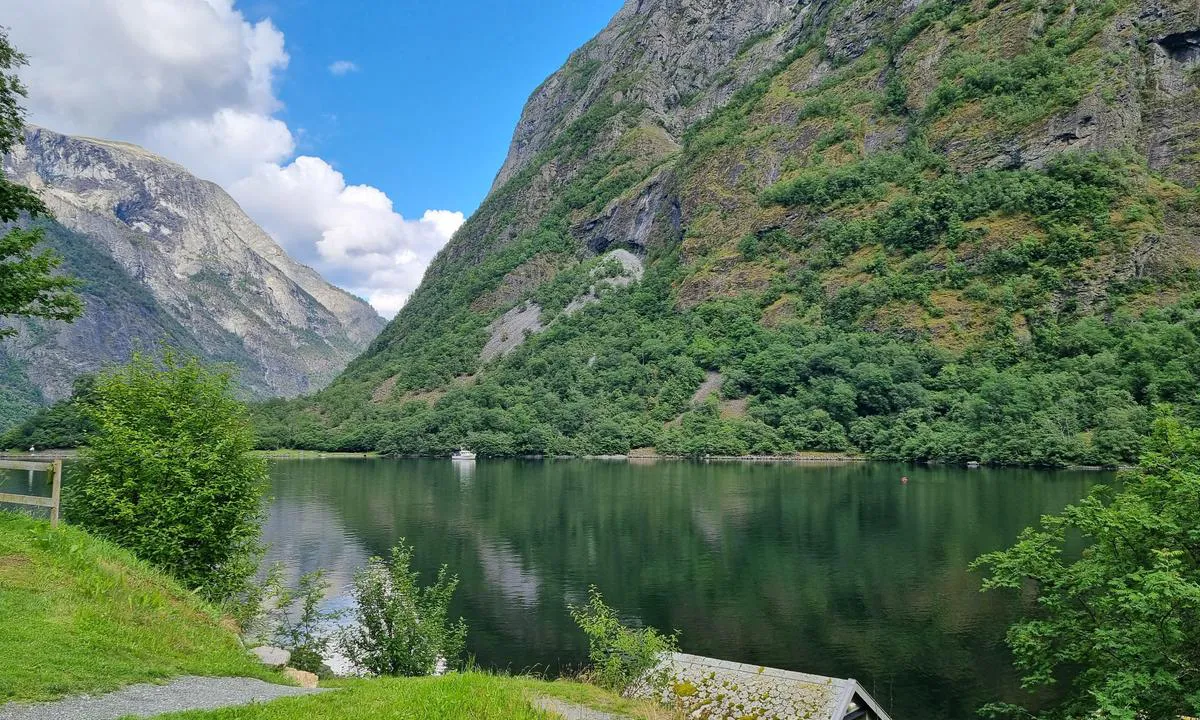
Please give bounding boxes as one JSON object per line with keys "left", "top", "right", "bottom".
{"left": 0, "top": 460, "right": 56, "bottom": 472}
{"left": 0, "top": 492, "right": 57, "bottom": 508}
{"left": 50, "top": 460, "right": 62, "bottom": 528}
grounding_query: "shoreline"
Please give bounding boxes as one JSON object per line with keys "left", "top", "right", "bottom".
{"left": 0, "top": 448, "right": 1127, "bottom": 470}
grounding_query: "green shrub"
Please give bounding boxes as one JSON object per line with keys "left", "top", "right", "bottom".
{"left": 67, "top": 351, "right": 267, "bottom": 602}
{"left": 973, "top": 410, "right": 1200, "bottom": 718}
{"left": 569, "top": 586, "right": 679, "bottom": 694}
{"left": 239, "top": 564, "right": 340, "bottom": 674}
{"left": 340, "top": 542, "right": 467, "bottom": 677}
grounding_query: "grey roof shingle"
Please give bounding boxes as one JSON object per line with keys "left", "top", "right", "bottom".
{"left": 635, "top": 653, "right": 894, "bottom": 720}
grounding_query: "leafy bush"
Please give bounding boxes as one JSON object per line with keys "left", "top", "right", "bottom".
{"left": 340, "top": 542, "right": 467, "bottom": 677}
{"left": 973, "top": 409, "right": 1200, "bottom": 718}
{"left": 569, "top": 586, "right": 679, "bottom": 694}
{"left": 237, "top": 564, "right": 340, "bottom": 675}
{"left": 67, "top": 351, "right": 267, "bottom": 602}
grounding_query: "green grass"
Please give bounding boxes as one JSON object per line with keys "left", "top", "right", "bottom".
{"left": 152, "top": 675, "right": 553, "bottom": 720}
{"left": 0, "top": 513, "right": 675, "bottom": 718}
{"left": 517, "top": 677, "right": 680, "bottom": 719}
{"left": 0, "top": 513, "right": 276, "bottom": 702}
{"left": 150, "top": 674, "right": 678, "bottom": 720}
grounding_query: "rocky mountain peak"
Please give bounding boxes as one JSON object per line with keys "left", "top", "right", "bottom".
{"left": 492, "top": 0, "right": 821, "bottom": 190}
{"left": 1, "top": 127, "right": 384, "bottom": 410}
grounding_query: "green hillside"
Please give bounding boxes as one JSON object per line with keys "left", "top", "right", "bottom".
{"left": 0, "top": 512, "right": 273, "bottom": 702}
{"left": 256, "top": 0, "right": 1200, "bottom": 466}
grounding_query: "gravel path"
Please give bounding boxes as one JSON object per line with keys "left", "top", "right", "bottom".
{"left": 534, "top": 696, "right": 625, "bottom": 720}
{"left": 0, "top": 676, "right": 327, "bottom": 720}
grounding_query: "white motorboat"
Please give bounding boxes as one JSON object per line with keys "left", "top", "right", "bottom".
{"left": 451, "top": 449, "right": 477, "bottom": 461}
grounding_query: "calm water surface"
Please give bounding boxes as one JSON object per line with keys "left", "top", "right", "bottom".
{"left": 261, "top": 459, "right": 1103, "bottom": 720}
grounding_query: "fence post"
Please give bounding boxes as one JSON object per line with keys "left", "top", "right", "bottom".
{"left": 50, "top": 460, "right": 62, "bottom": 528}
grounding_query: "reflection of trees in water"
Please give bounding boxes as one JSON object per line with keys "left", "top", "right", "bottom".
{"left": 263, "top": 459, "right": 1100, "bottom": 719}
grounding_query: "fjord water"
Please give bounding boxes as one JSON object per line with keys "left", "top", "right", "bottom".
{"left": 262, "top": 459, "right": 1103, "bottom": 719}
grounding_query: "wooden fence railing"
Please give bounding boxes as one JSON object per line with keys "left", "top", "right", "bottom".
{"left": 0, "top": 459, "right": 63, "bottom": 527}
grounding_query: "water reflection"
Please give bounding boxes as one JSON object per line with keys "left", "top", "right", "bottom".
{"left": 453, "top": 459, "right": 475, "bottom": 489}
{"left": 262, "top": 459, "right": 1104, "bottom": 719}
{"left": 0, "top": 465, "right": 54, "bottom": 521}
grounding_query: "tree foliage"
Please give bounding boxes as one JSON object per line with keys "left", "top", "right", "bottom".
{"left": 569, "top": 586, "right": 680, "bottom": 694}
{"left": 0, "top": 29, "right": 81, "bottom": 337}
{"left": 339, "top": 541, "right": 467, "bottom": 677}
{"left": 973, "top": 410, "right": 1200, "bottom": 719}
{"left": 0, "top": 373, "right": 96, "bottom": 449}
{"left": 67, "top": 352, "right": 267, "bottom": 602}
{"left": 239, "top": 564, "right": 340, "bottom": 675}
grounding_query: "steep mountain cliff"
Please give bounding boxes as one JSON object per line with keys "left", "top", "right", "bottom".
{"left": 1, "top": 127, "right": 384, "bottom": 424}
{"left": 269, "top": 0, "right": 1200, "bottom": 465}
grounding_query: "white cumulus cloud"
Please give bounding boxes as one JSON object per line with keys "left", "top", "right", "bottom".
{"left": 232, "top": 158, "right": 464, "bottom": 311}
{"left": 144, "top": 108, "right": 296, "bottom": 185}
{"left": 5, "top": 0, "right": 459, "bottom": 318}
{"left": 328, "top": 60, "right": 359, "bottom": 76}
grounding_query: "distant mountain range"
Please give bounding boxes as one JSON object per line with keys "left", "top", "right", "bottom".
{"left": 1, "top": 127, "right": 384, "bottom": 427}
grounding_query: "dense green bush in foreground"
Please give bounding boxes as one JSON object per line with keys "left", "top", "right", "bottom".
{"left": 570, "top": 587, "right": 679, "bottom": 694}
{"left": 340, "top": 542, "right": 468, "bottom": 677}
{"left": 67, "top": 352, "right": 267, "bottom": 602}
{"left": 975, "top": 409, "right": 1200, "bottom": 718}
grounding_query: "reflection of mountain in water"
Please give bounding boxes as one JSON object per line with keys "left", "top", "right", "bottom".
{"left": 260, "top": 459, "right": 1101, "bottom": 719}
{"left": 261, "top": 490, "right": 370, "bottom": 611}
{"left": 476, "top": 541, "right": 541, "bottom": 608}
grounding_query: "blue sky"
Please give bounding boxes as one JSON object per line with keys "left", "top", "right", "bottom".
{"left": 250, "top": 0, "right": 624, "bottom": 218}
{"left": 11, "top": 0, "right": 624, "bottom": 315}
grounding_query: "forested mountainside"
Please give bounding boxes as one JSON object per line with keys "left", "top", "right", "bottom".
{"left": 0, "top": 128, "right": 384, "bottom": 430}
{"left": 256, "top": 0, "right": 1200, "bottom": 465}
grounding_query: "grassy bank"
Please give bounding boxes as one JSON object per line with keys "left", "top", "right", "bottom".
{"left": 153, "top": 674, "right": 676, "bottom": 720}
{"left": 0, "top": 513, "right": 674, "bottom": 718}
{"left": 0, "top": 512, "right": 275, "bottom": 702}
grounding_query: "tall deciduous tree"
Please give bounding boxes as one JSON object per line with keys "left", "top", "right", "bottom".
{"left": 0, "top": 28, "right": 81, "bottom": 336}
{"left": 974, "top": 409, "right": 1200, "bottom": 719}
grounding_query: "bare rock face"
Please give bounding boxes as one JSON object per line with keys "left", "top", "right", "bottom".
{"left": 480, "top": 302, "right": 544, "bottom": 363}
{"left": 492, "top": 0, "right": 834, "bottom": 190}
{"left": 571, "top": 168, "right": 679, "bottom": 254}
{"left": 2, "top": 127, "right": 384, "bottom": 405}
{"left": 562, "top": 249, "right": 645, "bottom": 316}
{"left": 1143, "top": 25, "right": 1200, "bottom": 184}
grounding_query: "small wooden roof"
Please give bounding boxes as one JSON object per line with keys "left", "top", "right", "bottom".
{"left": 644, "top": 653, "right": 894, "bottom": 720}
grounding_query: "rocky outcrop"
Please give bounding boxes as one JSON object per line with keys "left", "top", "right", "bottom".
{"left": 479, "top": 249, "right": 646, "bottom": 362}
{"left": 480, "top": 302, "right": 544, "bottom": 363}
{"left": 491, "top": 0, "right": 833, "bottom": 191}
{"left": 571, "top": 168, "right": 680, "bottom": 254}
{"left": 2, "top": 128, "right": 384, "bottom": 406}
{"left": 562, "top": 249, "right": 645, "bottom": 316}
